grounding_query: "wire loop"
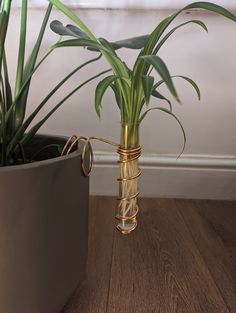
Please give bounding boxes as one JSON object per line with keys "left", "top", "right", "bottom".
{"left": 61, "top": 135, "right": 119, "bottom": 177}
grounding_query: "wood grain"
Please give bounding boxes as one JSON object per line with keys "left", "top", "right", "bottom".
{"left": 107, "top": 198, "right": 231, "bottom": 313}
{"left": 63, "top": 197, "right": 236, "bottom": 313}
{"left": 62, "top": 196, "right": 116, "bottom": 313}
{"left": 178, "top": 199, "right": 236, "bottom": 313}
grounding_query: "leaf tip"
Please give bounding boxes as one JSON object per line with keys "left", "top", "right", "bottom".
{"left": 176, "top": 96, "right": 182, "bottom": 104}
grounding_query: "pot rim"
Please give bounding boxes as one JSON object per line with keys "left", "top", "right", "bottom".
{"left": 0, "top": 134, "right": 83, "bottom": 173}
{"left": 0, "top": 150, "right": 81, "bottom": 173}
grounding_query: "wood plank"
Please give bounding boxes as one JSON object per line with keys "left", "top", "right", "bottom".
{"left": 63, "top": 196, "right": 116, "bottom": 313}
{"left": 107, "top": 198, "right": 231, "bottom": 313}
{"left": 177, "top": 199, "right": 236, "bottom": 313}
{"left": 197, "top": 200, "right": 236, "bottom": 264}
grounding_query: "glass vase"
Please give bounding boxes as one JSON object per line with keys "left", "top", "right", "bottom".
{"left": 116, "top": 123, "right": 141, "bottom": 234}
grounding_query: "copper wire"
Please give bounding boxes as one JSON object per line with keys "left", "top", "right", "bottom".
{"left": 61, "top": 135, "right": 119, "bottom": 177}
{"left": 61, "top": 135, "right": 141, "bottom": 235}
{"left": 116, "top": 145, "right": 141, "bottom": 235}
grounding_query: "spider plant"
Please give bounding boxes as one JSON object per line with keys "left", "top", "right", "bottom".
{"left": 0, "top": 0, "right": 112, "bottom": 166}
{"left": 49, "top": 0, "right": 236, "bottom": 234}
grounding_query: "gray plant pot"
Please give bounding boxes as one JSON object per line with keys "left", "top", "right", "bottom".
{"left": 0, "top": 135, "right": 89, "bottom": 313}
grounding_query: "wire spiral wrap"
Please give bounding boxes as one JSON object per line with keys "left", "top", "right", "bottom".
{"left": 116, "top": 146, "right": 141, "bottom": 234}
{"left": 62, "top": 135, "right": 141, "bottom": 235}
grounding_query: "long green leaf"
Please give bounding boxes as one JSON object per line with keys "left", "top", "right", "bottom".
{"left": 0, "top": 1, "right": 11, "bottom": 75}
{"left": 13, "top": 3, "right": 53, "bottom": 132}
{"left": 142, "top": 75, "right": 154, "bottom": 105}
{"left": 134, "top": 2, "right": 236, "bottom": 90}
{"left": 97, "top": 38, "right": 131, "bottom": 118}
{"left": 50, "top": 20, "right": 89, "bottom": 39}
{"left": 48, "top": 0, "right": 96, "bottom": 40}
{"left": 98, "top": 38, "right": 130, "bottom": 79}
{"left": 49, "top": 0, "right": 132, "bottom": 120}
{"left": 54, "top": 37, "right": 131, "bottom": 105}
{"left": 0, "top": 1, "right": 11, "bottom": 165}
{"left": 154, "top": 75, "right": 201, "bottom": 100}
{"left": 154, "top": 20, "right": 208, "bottom": 54}
{"left": 174, "top": 75, "right": 201, "bottom": 100}
{"left": 8, "top": 55, "right": 102, "bottom": 152}
{"left": 147, "top": 2, "right": 236, "bottom": 57}
{"left": 111, "top": 35, "right": 149, "bottom": 50}
{"left": 19, "top": 69, "right": 111, "bottom": 148}
{"left": 151, "top": 90, "right": 172, "bottom": 111}
{"left": 110, "top": 83, "right": 121, "bottom": 109}
{"left": 2, "top": 50, "right": 13, "bottom": 140}
{"left": 95, "top": 75, "right": 118, "bottom": 117}
{"left": 133, "top": 17, "right": 172, "bottom": 84}
{"left": 6, "top": 47, "right": 55, "bottom": 123}
{"left": 15, "top": 0, "right": 27, "bottom": 96}
{"left": 2, "top": 50, "right": 12, "bottom": 110}
{"left": 53, "top": 38, "right": 106, "bottom": 52}
{"left": 141, "top": 55, "right": 180, "bottom": 101}
{"left": 139, "top": 107, "right": 186, "bottom": 155}
{"left": 51, "top": 20, "right": 149, "bottom": 51}
{"left": 184, "top": 2, "right": 236, "bottom": 21}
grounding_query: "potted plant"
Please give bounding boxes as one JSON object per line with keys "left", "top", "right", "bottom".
{"left": 49, "top": 0, "right": 236, "bottom": 234}
{"left": 0, "top": 1, "right": 108, "bottom": 313}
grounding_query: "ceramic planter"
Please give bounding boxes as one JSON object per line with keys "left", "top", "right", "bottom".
{"left": 0, "top": 135, "right": 89, "bottom": 313}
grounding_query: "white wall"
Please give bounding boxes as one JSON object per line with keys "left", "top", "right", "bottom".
{"left": 13, "top": 0, "right": 236, "bottom": 9}
{"left": 7, "top": 5, "right": 236, "bottom": 199}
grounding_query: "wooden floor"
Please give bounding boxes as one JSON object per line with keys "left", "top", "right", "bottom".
{"left": 63, "top": 196, "right": 236, "bottom": 313}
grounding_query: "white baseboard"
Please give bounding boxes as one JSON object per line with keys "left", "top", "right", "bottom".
{"left": 90, "top": 152, "right": 236, "bottom": 200}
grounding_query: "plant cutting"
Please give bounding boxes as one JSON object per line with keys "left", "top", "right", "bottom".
{"left": 49, "top": 0, "right": 236, "bottom": 235}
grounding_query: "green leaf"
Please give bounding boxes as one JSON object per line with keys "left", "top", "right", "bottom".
{"left": 3, "top": 50, "right": 12, "bottom": 111}
{"left": 110, "top": 83, "right": 121, "bottom": 109}
{"left": 19, "top": 69, "right": 111, "bottom": 148}
{"left": 133, "top": 17, "right": 173, "bottom": 83}
{"left": 185, "top": 2, "right": 236, "bottom": 21}
{"left": 95, "top": 75, "right": 118, "bottom": 118}
{"left": 50, "top": 20, "right": 89, "bottom": 39}
{"left": 53, "top": 38, "right": 105, "bottom": 52}
{"left": 0, "top": 8, "right": 11, "bottom": 82}
{"left": 139, "top": 107, "right": 186, "bottom": 156}
{"left": 154, "top": 75, "right": 201, "bottom": 100}
{"left": 111, "top": 35, "right": 149, "bottom": 50}
{"left": 6, "top": 47, "right": 55, "bottom": 124}
{"left": 133, "top": 2, "right": 236, "bottom": 86}
{"left": 148, "top": 1, "right": 236, "bottom": 58}
{"left": 48, "top": 0, "right": 97, "bottom": 40}
{"left": 174, "top": 75, "right": 201, "bottom": 100}
{"left": 151, "top": 90, "right": 172, "bottom": 111}
{"left": 141, "top": 55, "right": 180, "bottom": 102}
{"left": 154, "top": 20, "right": 208, "bottom": 54}
{"left": 15, "top": 0, "right": 27, "bottom": 97}
{"left": 142, "top": 75, "right": 154, "bottom": 105}
{"left": 2, "top": 50, "right": 14, "bottom": 141}
{"left": 54, "top": 36, "right": 131, "bottom": 118}
{"left": 13, "top": 3, "right": 53, "bottom": 132}
{"left": 97, "top": 37, "right": 131, "bottom": 117}
{"left": 8, "top": 55, "right": 103, "bottom": 153}
{"left": 50, "top": 20, "right": 149, "bottom": 50}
